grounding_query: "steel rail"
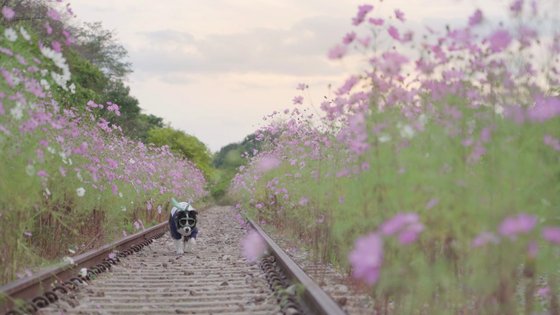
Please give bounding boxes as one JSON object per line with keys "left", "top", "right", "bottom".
{"left": 0, "top": 221, "right": 168, "bottom": 314}
{"left": 247, "top": 219, "right": 346, "bottom": 315}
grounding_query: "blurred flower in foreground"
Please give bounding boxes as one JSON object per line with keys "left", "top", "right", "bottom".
{"left": 542, "top": 227, "right": 560, "bottom": 245}
{"left": 380, "top": 212, "right": 424, "bottom": 244}
{"left": 499, "top": 213, "right": 537, "bottom": 238}
{"left": 242, "top": 230, "right": 267, "bottom": 262}
{"left": 349, "top": 233, "right": 383, "bottom": 285}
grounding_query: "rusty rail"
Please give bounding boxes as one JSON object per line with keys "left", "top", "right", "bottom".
{"left": 0, "top": 222, "right": 168, "bottom": 314}
{"left": 247, "top": 219, "right": 346, "bottom": 315}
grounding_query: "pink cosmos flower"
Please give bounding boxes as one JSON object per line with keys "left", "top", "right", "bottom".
{"left": 343, "top": 32, "right": 356, "bottom": 45}
{"left": 398, "top": 223, "right": 424, "bottom": 244}
{"left": 498, "top": 213, "right": 537, "bottom": 238}
{"left": 369, "top": 18, "right": 384, "bottom": 26}
{"left": 537, "top": 286, "right": 550, "bottom": 298}
{"left": 327, "top": 44, "right": 347, "bottom": 60}
{"left": 107, "top": 103, "right": 121, "bottom": 116}
{"left": 468, "top": 9, "right": 483, "bottom": 26}
{"left": 292, "top": 96, "right": 304, "bottom": 105}
{"left": 336, "top": 76, "right": 359, "bottom": 95}
{"left": 352, "top": 4, "right": 374, "bottom": 26}
{"left": 357, "top": 36, "right": 371, "bottom": 47}
{"left": 242, "top": 230, "right": 267, "bottom": 262}
{"left": 46, "top": 9, "right": 61, "bottom": 21}
{"left": 349, "top": 232, "right": 383, "bottom": 285}
{"left": 487, "top": 30, "right": 512, "bottom": 53}
{"left": 394, "top": 9, "right": 405, "bottom": 22}
{"left": 527, "top": 96, "right": 560, "bottom": 122}
{"left": 2, "top": 6, "right": 15, "bottom": 20}
{"left": 296, "top": 83, "right": 307, "bottom": 90}
{"left": 510, "top": 0, "right": 523, "bottom": 14}
{"left": 51, "top": 41, "right": 62, "bottom": 53}
{"left": 542, "top": 227, "right": 560, "bottom": 245}
{"left": 388, "top": 26, "right": 400, "bottom": 41}
{"left": 380, "top": 213, "right": 419, "bottom": 236}
{"left": 37, "top": 170, "right": 48, "bottom": 177}
{"left": 298, "top": 197, "right": 309, "bottom": 206}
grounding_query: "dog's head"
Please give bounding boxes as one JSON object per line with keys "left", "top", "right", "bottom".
{"left": 177, "top": 209, "right": 198, "bottom": 236}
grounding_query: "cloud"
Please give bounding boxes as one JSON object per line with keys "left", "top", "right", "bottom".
{"left": 131, "top": 15, "right": 351, "bottom": 78}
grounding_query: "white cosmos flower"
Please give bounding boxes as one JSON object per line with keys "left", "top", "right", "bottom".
{"left": 20, "top": 27, "right": 31, "bottom": 41}
{"left": 76, "top": 187, "right": 85, "bottom": 197}
{"left": 5, "top": 28, "right": 17, "bottom": 42}
{"left": 40, "top": 79, "right": 50, "bottom": 91}
{"left": 39, "top": 45, "right": 71, "bottom": 89}
{"left": 10, "top": 104, "right": 23, "bottom": 120}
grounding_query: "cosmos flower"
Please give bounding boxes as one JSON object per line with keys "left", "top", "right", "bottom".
{"left": 498, "top": 213, "right": 537, "bottom": 238}
{"left": 469, "top": 9, "right": 483, "bottom": 26}
{"left": 348, "top": 232, "right": 383, "bottom": 285}
{"left": 394, "top": 9, "right": 406, "bottom": 22}
{"left": 242, "top": 230, "right": 267, "bottom": 262}
{"left": 352, "top": 4, "right": 374, "bottom": 26}
{"left": 542, "top": 227, "right": 560, "bottom": 245}
{"left": 487, "top": 29, "right": 512, "bottom": 53}
{"left": 2, "top": 6, "right": 15, "bottom": 20}
{"left": 76, "top": 187, "right": 86, "bottom": 197}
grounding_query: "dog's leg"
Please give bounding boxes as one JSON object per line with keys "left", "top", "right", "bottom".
{"left": 174, "top": 239, "right": 184, "bottom": 255}
{"left": 184, "top": 238, "right": 196, "bottom": 253}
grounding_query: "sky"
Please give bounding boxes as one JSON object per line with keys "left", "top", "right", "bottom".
{"left": 68, "top": 0, "right": 507, "bottom": 152}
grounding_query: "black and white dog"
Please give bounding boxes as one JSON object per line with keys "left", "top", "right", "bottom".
{"left": 169, "top": 198, "right": 198, "bottom": 255}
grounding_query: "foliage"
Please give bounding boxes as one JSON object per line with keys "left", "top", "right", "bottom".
{"left": 211, "top": 133, "right": 262, "bottom": 201}
{"left": 70, "top": 21, "right": 132, "bottom": 80}
{"left": 147, "top": 127, "right": 213, "bottom": 178}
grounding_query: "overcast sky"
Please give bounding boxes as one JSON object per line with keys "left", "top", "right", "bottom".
{"left": 69, "top": 0, "right": 508, "bottom": 152}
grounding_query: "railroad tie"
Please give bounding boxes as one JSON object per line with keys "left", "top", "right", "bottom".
{"left": 38, "top": 206, "right": 281, "bottom": 315}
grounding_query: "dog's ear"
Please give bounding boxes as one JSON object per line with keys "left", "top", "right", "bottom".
{"left": 190, "top": 210, "right": 198, "bottom": 217}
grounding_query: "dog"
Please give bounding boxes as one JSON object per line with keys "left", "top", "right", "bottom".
{"left": 169, "top": 198, "right": 198, "bottom": 255}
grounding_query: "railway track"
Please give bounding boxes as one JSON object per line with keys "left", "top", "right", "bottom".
{"left": 1, "top": 206, "right": 347, "bottom": 315}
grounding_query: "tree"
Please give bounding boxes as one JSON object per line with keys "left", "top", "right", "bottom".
{"left": 147, "top": 128, "right": 213, "bottom": 178}
{"left": 71, "top": 22, "right": 132, "bottom": 80}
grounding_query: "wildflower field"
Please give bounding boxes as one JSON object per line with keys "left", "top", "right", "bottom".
{"left": 0, "top": 2, "right": 206, "bottom": 284}
{"left": 231, "top": 1, "right": 560, "bottom": 313}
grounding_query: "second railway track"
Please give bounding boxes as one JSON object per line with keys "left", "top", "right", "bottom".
{"left": 3, "top": 205, "right": 347, "bottom": 315}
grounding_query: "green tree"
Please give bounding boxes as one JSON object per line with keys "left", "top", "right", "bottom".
{"left": 147, "top": 128, "right": 213, "bottom": 178}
